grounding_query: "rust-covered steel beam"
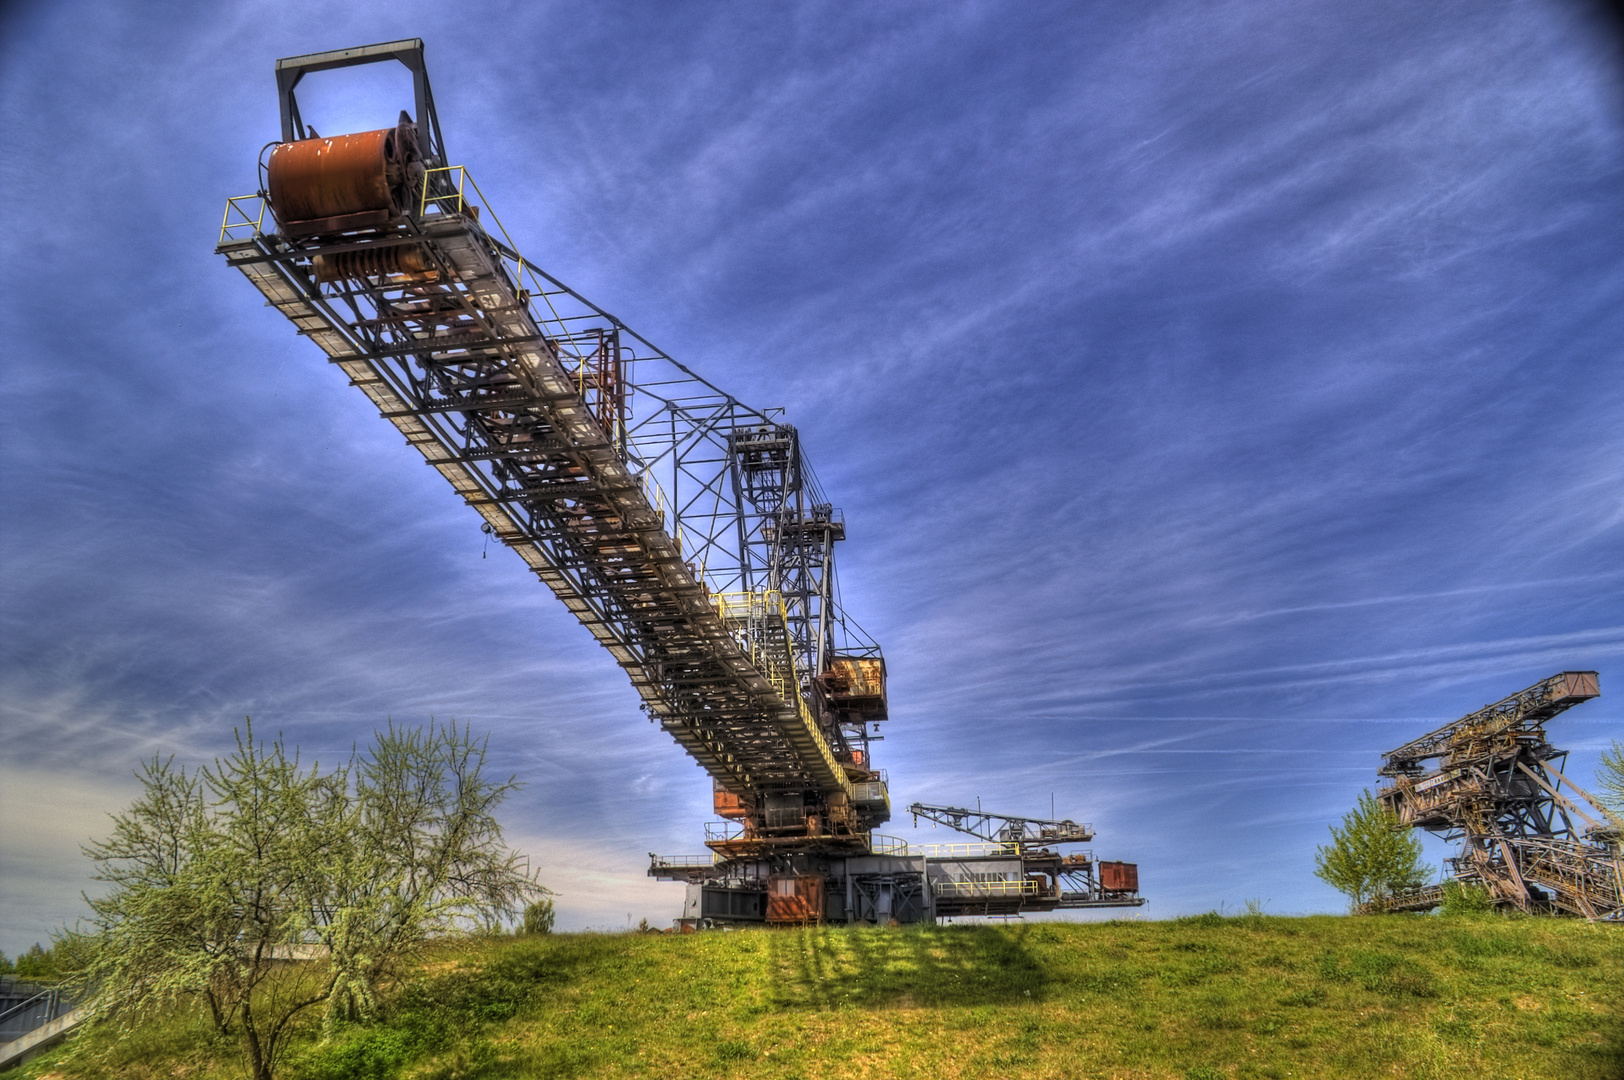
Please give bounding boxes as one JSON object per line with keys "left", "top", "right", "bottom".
{"left": 1379, "top": 671, "right": 1599, "bottom": 778}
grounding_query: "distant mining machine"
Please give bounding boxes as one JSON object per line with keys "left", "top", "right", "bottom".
{"left": 1372, "top": 671, "right": 1622, "bottom": 920}
{"left": 216, "top": 39, "right": 1144, "bottom": 927}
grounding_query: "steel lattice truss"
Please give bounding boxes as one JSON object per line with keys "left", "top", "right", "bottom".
{"left": 1372, "top": 671, "right": 1623, "bottom": 920}
{"left": 215, "top": 43, "right": 887, "bottom": 839}
{"left": 907, "top": 802, "right": 1094, "bottom": 846}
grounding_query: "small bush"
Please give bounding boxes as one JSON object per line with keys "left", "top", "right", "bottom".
{"left": 521, "top": 897, "right": 556, "bottom": 936}
{"left": 298, "top": 1027, "right": 416, "bottom": 1080}
{"left": 1439, "top": 879, "right": 1496, "bottom": 917}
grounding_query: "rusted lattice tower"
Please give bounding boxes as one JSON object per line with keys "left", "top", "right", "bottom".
{"left": 1375, "top": 671, "right": 1622, "bottom": 919}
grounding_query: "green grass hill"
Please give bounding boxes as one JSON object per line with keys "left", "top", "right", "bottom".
{"left": 19, "top": 914, "right": 1622, "bottom": 1080}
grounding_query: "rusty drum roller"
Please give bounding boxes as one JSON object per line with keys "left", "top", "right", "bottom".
{"left": 267, "top": 111, "right": 425, "bottom": 237}
{"left": 311, "top": 245, "right": 438, "bottom": 283}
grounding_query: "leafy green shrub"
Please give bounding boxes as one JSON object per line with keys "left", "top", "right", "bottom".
{"left": 297, "top": 1027, "right": 417, "bottom": 1080}
{"left": 1315, "top": 791, "right": 1429, "bottom": 910}
{"left": 520, "top": 897, "right": 556, "bottom": 936}
{"left": 1438, "top": 879, "right": 1497, "bottom": 916}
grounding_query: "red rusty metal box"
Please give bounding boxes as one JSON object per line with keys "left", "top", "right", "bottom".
{"left": 765, "top": 873, "right": 824, "bottom": 924}
{"left": 1100, "top": 861, "right": 1138, "bottom": 893}
{"left": 713, "top": 789, "right": 753, "bottom": 819}
{"left": 1551, "top": 671, "right": 1600, "bottom": 704}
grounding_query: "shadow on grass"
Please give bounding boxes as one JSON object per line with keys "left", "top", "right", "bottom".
{"left": 298, "top": 937, "right": 609, "bottom": 1080}
{"left": 766, "top": 924, "right": 1045, "bottom": 1009}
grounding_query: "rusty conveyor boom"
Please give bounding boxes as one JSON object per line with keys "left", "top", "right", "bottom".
{"left": 216, "top": 40, "right": 885, "bottom": 845}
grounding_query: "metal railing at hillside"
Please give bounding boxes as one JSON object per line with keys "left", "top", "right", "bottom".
{"left": 0, "top": 986, "right": 74, "bottom": 1043}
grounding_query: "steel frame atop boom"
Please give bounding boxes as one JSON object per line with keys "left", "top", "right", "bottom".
{"left": 275, "top": 38, "right": 449, "bottom": 164}
{"left": 908, "top": 802, "right": 1095, "bottom": 847}
{"left": 220, "top": 40, "right": 891, "bottom": 854}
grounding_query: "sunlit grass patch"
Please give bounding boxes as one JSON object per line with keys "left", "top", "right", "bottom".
{"left": 15, "top": 914, "right": 1622, "bottom": 1080}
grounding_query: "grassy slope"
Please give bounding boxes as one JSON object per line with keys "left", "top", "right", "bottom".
{"left": 21, "top": 915, "right": 1623, "bottom": 1080}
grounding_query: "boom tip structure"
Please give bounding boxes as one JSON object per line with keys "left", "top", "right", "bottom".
{"left": 218, "top": 40, "right": 1145, "bottom": 927}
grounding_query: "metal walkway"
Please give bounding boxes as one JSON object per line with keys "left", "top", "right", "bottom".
{"left": 215, "top": 39, "right": 1150, "bottom": 923}
{"left": 219, "top": 206, "right": 853, "bottom": 805}
{"left": 217, "top": 41, "right": 885, "bottom": 846}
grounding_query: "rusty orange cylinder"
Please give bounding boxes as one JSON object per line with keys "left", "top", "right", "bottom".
{"left": 312, "top": 244, "right": 436, "bottom": 283}
{"left": 267, "top": 124, "right": 419, "bottom": 237}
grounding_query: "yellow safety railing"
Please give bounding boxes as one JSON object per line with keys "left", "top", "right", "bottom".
{"left": 712, "top": 589, "right": 800, "bottom": 700}
{"left": 419, "top": 165, "right": 477, "bottom": 220}
{"left": 419, "top": 165, "right": 548, "bottom": 317}
{"left": 934, "top": 879, "right": 1043, "bottom": 897}
{"left": 868, "top": 835, "right": 910, "bottom": 856}
{"left": 710, "top": 589, "right": 849, "bottom": 794}
{"left": 422, "top": 166, "right": 638, "bottom": 456}
{"left": 634, "top": 470, "right": 696, "bottom": 563}
{"left": 218, "top": 195, "right": 266, "bottom": 244}
{"left": 416, "top": 168, "right": 641, "bottom": 448}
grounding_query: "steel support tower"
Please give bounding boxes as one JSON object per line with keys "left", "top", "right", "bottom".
{"left": 1372, "top": 671, "right": 1622, "bottom": 919}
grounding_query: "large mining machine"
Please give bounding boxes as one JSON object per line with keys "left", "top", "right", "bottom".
{"left": 216, "top": 39, "right": 1144, "bottom": 926}
{"left": 1372, "top": 671, "right": 1622, "bottom": 919}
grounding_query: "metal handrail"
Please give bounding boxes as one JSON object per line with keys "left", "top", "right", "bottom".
{"left": 709, "top": 589, "right": 851, "bottom": 796}
{"left": 933, "top": 879, "right": 1043, "bottom": 897}
{"left": 218, "top": 194, "right": 267, "bottom": 244}
{"left": 222, "top": 160, "right": 866, "bottom": 808}
{"left": 704, "top": 820, "right": 745, "bottom": 841}
{"left": 911, "top": 842, "right": 1023, "bottom": 859}
{"left": 650, "top": 853, "right": 715, "bottom": 868}
{"left": 0, "top": 989, "right": 60, "bottom": 1025}
{"left": 0, "top": 986, "right": 72, "bottom": 1041}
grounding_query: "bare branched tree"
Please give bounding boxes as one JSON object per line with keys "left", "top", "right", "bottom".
{"left": 70, "top": 720, "right": 544, "bottom": 1080}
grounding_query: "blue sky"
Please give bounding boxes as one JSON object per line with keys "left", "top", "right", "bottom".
{"left": 2, "top": 0, "right": 1622, "bottom": 949}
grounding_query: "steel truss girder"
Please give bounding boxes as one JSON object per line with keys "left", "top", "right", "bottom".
{"left": 218, "top": 210, "right": 870, "bottom": 814}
